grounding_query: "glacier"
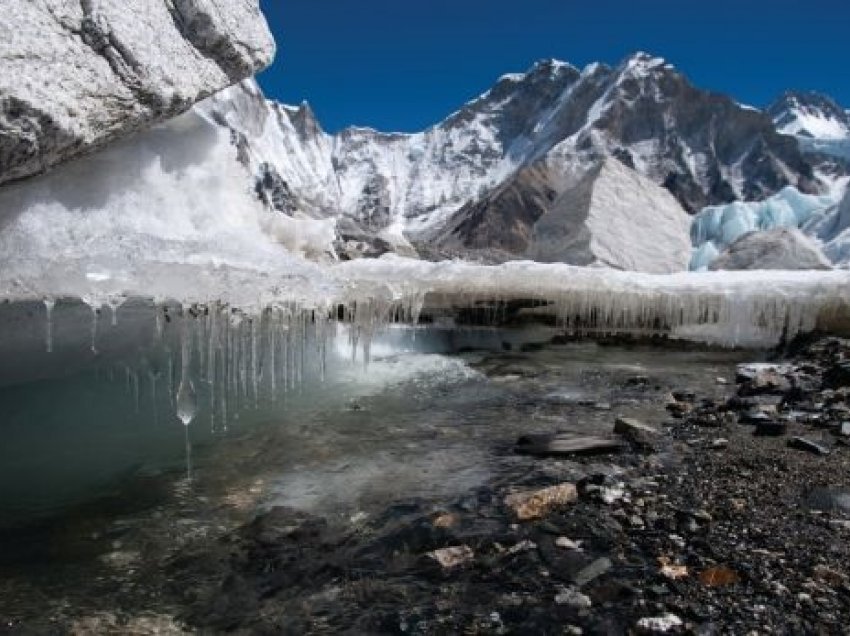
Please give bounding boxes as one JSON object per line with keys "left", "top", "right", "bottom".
{"left": 689, "top": 184, "right": 850, "bottom": 270}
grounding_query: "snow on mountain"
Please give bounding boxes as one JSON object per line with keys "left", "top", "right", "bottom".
{"left": 768, "top": 91, "right": 850, "bottom": 161}
{"left": 201, "top": 52, "right": 824, "bottom": 267}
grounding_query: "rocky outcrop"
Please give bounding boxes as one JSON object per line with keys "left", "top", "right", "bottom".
{"left": 0, "top": 0, "right": 274, "bottom": 185}
{"left": 526, "top": 159, "right": 692, "bottom": 273}
{"left": 709, "top": 228, "right": 833, "bottom": 271}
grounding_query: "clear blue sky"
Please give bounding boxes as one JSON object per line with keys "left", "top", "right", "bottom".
{"left": 257, "top": 0, "right": 849, "bottom": 133}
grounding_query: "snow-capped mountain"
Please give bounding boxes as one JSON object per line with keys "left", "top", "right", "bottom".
{"left": 195, "top": 52, "right": 850, "bottom": 267}
{"left": 768, "top": 91, "right": 850, "bottom": 161}
{"left": 201, "top": 53, "right": 818, "bottom": 229}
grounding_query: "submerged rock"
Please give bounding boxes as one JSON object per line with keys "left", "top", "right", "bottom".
{"left": 514, "top": 433, "right": 623, "bottom": 458}
{"left": 504, "top": 483, "right": 578, "bottom": 521}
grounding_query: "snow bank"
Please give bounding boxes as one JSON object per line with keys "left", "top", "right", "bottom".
{"left": 0, "top": 107, "right": 339, "bottom": 309}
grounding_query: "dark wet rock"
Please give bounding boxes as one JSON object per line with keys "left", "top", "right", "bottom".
{"left": 738, "top": 409, "right": 775, "bottom": 425}
{"left": 573, "top": 557, "right": 613, "bottom": 588}
{"left": 614, "top": 417, "right": 661, "bottom": 449}
{"left": 665, "top": 401, "right": 692, "bottom": 418}
{"left": 672, "top": 390, "right": 696, "bottom": 403}
{"left": 737, "top": 366, "right": 792, "bottom": 396}
{"left": 515, "top": 434, "right": 623, "bottom": 458}
{"left": 787, "top": 436, "right": 831, "bottom": 456}
{"left": 823, "top": 362, "right": 850, "bottom": 389}
{"left": 754, "top": 421, "right": 788, "bottom": 437}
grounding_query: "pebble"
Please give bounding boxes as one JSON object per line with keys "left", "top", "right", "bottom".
{"left": 636, "top": 613, "right": 683, "bottom": 633}
{"left": 429, "top": 545, "right": 474, "bottom": 569}
{"left": 555, "top": 536, "right": 581, "bottom": 550}
{"left": 555, "top": 587, "right": 592, "bottom": 609}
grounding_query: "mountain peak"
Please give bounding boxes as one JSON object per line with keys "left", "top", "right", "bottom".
{"left": 617, "top": 51, "right": 670, "bottom": 77}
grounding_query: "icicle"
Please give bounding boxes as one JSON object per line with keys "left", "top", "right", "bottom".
{"left": 269, "top": 309, "right": 277, "bottom": 400}
{"left": 106, "top": 296, "right": 124, "bottom": 327}
{"left": 43, "top": 298, "right": 55, "bottom": 353}
{"left": 251, "top": 316, "right": 259, "bottom": 409}
{"left": 85, "top": 301, "right": 100, "bottom": 354}
{"left": 184, "top": 424, "right": 193, "bottom": 483}
{"left": 132, "top": 369, "right": 140, "bottom": 414}
{"left": 149, "top": 370, "right": 159, "bottom": 426}
{"left": 154, "top": 303, "right": 165, "bottom": 342}
{"left": 175, "top": 314, "right": 197, "bottom": 427}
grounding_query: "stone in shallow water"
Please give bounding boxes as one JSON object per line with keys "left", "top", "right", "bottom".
{"left": 754, "top": 421, "right": 788, "bottom": 437}
{"left": 428, "top": 545, "right": 474, "bottom": 569}
{"left": 504, "top": 483, "right": 578, "bottom": 521}
{"left": 613, "top": 417, "right": 660, "bottom": 448}
{"left": 787, "top": 436, "right": 831, "bottom": 456}
{"left": 514, "top": 434, "right": 623, "bottom": 458}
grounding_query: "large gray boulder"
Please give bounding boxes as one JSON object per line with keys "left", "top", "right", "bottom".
{"left": 526, "top": 159, "right": 693, "bottom": 273}
{"left": 0, "top": 0, "right": 275, "bottom": 185}
{"left": 709, "top": 227, "right": 833, "bottom": 270}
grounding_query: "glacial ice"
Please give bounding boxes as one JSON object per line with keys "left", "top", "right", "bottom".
{"left": 689, "top": 185, "right": 847, "bottom": 270}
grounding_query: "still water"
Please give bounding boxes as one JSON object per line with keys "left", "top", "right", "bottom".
{"left": 0, "top": 300, "right": 749, "bottom": 629}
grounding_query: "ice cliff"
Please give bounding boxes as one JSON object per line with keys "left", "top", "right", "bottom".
{"left": 0, "top": 0, "right": 275, "bottom": 186}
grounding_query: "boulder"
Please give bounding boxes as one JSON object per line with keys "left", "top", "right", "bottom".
{"left": 709, "top": 228, "right": 832, "bottom": 271}
{"left": 0, "top": 0, "right": 275, "bottom": 184}
{"left": 527, "top": 158, "right": 693, "bottom": 273}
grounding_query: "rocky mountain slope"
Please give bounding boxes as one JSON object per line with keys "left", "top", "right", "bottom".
{"left": 0, "top": 0, "right": 275, "bottom": 186}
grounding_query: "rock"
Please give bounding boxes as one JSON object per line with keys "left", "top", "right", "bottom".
{"left": 787, "top": 436, "right": 831, "bottom": 456}
{"left": 504, "top": 483, "right": 578, "bottom": 521}
{"left": 613, "top": 417, "right": 660, "bottom": 448}
{"left": 739, "top": 409, "right": 775, "bottom": 425}
{"left": 672, "top": 390, "right": 696, "bottom": 402}
{"left": 709, "top": 228, "right": 833, "bottom": 271}
{"left": 839, "top": 422, "right": 850, "bottom": 437}
{"left": 753, "top": 421, "right": 788, "bottom": 437}
{"left": 555, "top": 536, "right": 582, "bottom": 550}
{"left": 711, "top": 438, "right": 729, "bottom": 449}
{"left": 432, "top": 513, "right": 459, "bottom": 529}
{"left": 526, "top": 158, "right": 693, "bottom": 273}
{"left": 737, "top": 367, "right": 792, "bottom": 396}
{"left": 823, "top": 362, "right": 850, "bottom": 389}
{"left": 665, "top": 402, "right": 692, "bottom": 418}
{"left": 428, "top": 545, "right": 474, "bottom": 569}
{"left": 514, "top": 434, "right": 623, "bottom": 458}
{"left": 0, "top": 0, "right": 275, "bottom": 185}
{"left": 554, "top": 587, "right": 592, "bottom": 609}
{"left": 573, "top": 557, "right": 612, "bottom": 587}
{"left": 636, "top": 614, "right": 684, "bottom": 633}
{"left": 698, "top": 566, "right": 740, "bottom": 587}
{"left": 658, "top": 556, "right": 688, "bottom": 580}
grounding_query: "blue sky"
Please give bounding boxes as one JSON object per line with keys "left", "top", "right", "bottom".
{"left": 258, "top": 0, "right": 849, "bottom": 133}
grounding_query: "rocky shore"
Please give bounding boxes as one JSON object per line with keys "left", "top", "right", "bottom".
{"left": 157, "top": 336, "right": 850, "bottom": 634}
